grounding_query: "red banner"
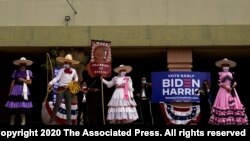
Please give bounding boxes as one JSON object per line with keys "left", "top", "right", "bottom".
{"left": 87, "top": 40, "right": 112, "bottom": 77}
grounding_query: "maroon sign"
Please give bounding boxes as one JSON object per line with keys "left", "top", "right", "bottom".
{"left": 87, "top": 40, "right": 112, "bottom": 77}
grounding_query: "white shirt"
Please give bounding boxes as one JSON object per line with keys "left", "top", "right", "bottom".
{"left": 49, "top": 68, "right": 78, "bottom": 86}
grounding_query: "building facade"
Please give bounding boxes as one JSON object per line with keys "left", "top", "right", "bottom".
{"left": 0, "top": 0, "right": 250, "bottom": 124}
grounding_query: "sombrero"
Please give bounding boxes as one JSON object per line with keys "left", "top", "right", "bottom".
{"left": 13, "top": 57, "right": 33, "bottom": 66}
{"left": 56, "top": 54, "right": 80, "bottom": 65}
{"left": 114, "top": 64, "right": 132, "bottom": 73}
{"left": 215, "top": 58, "right": 236, "bottom": 68}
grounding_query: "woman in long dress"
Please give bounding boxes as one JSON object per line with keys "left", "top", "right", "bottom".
{"left": 5, "top": 57, "right": 33, "bottom": 125}
{"left": 101, "top": 65, "right": 139, "bottom": 124}
{"left": 209, "top": 58, "right": 248, "bottom": 125}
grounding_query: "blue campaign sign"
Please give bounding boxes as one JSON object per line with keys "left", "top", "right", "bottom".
{"left": 151, "top": 71, "right": 210, "bottom": 103}
{"left": 52, "top": 67, "right": 60, "bottom": 104}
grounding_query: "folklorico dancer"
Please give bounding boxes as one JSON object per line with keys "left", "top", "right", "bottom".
{"left": 5, "top": 57, "right": 33, "bottom": 125}
{"left": 47, "top": 54, "right": 80, "bottom": 125}
{"left": 209, "top": 58, "right": 248, "bottom": 125}
{"left": 101, "top": 64, "right": 139, "bottom": 124}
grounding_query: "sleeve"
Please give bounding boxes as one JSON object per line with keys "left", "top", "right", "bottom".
{"left": 102, "top": 77, "right": 116, "bottom": 88}
{"left": 128, "top": 77, "right": 134, "bottom": 92}
{"left": 28, "top": 70, "right": 33, "bottom": 78}
{"left": 11, "top": 70, "right": 17, "bottom": 79}
{"left": 49, "top": 68, "right": 63, "bottom": 85}
{"left": 218, "top": 72, "right": 222, "bottom": 82}
{"left": 73, "top": 69, "right": 78, "bottom": 82}
{"left": 218, "top": 72, "right": 221, "bottom": 76}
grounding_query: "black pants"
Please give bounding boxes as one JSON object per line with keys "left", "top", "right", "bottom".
{"left": 77, "top": 91, "right": 102, "bottom": 125}
{"left": 77, "top": 94, "right": 88, "bottom": 125}
{"left": 138, "top": 99, "right": 154, "bottom": 124}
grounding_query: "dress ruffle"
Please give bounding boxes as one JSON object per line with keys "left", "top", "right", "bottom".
{"left": 209, "top": 107, "right": 248, "bottom": 125}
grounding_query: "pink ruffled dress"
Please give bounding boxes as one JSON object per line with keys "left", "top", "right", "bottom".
{"left": 209, "top": 71, "right": 248, "bottom": 125}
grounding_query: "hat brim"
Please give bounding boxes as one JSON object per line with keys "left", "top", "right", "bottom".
{"left": 13, "top": 60, "right": 33, "bottom": 66}
{"left": 215, "top": 59, "right": 236, "bottom": 68}
{"left": 56, "top": 57, "right": 80, "bottom": 65}
{"left": 114, "top": 65, "right": 132, "bottom": 73}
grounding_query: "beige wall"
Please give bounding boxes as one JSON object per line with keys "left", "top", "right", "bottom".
{"left": 1, "top": 25, "right": 250, "bottom": 47}
{"left": 0, "top": 0, "right": 250, "bottom": 26}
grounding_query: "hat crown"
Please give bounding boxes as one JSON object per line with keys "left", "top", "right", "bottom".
{"left": 64, "top": 54, "right": 73, "bottom": 60}
{"left": 223, "top": 58, "right": 229, "bottom": 61}
{"left": 20, "top": 57, "right": 27, "bottom": 61}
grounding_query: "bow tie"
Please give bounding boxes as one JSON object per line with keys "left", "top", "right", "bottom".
{"left": 64, "top": 68, "right": 72, "bottom": 74}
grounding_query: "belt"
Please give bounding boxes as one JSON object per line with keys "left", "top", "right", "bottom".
{"left": 116, "top": 86, "right": 125, "bottom": 88}
{"left": 57, "top": 86, "right": 68, "bottom": 92}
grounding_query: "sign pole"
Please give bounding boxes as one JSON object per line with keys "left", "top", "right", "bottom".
{"left": 101, "top": 77, "right": 105, "bottom": 125}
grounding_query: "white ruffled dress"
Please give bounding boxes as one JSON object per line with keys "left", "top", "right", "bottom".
{"left": 102, "top": 76, "right": 138, "bottom": 124}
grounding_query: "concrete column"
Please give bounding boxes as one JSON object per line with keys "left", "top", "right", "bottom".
{"left": 167, "top": 49, "right": 192, "bottom": 71}
{"left": 167, "top": 48, "right": 193, "bottom": 107}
